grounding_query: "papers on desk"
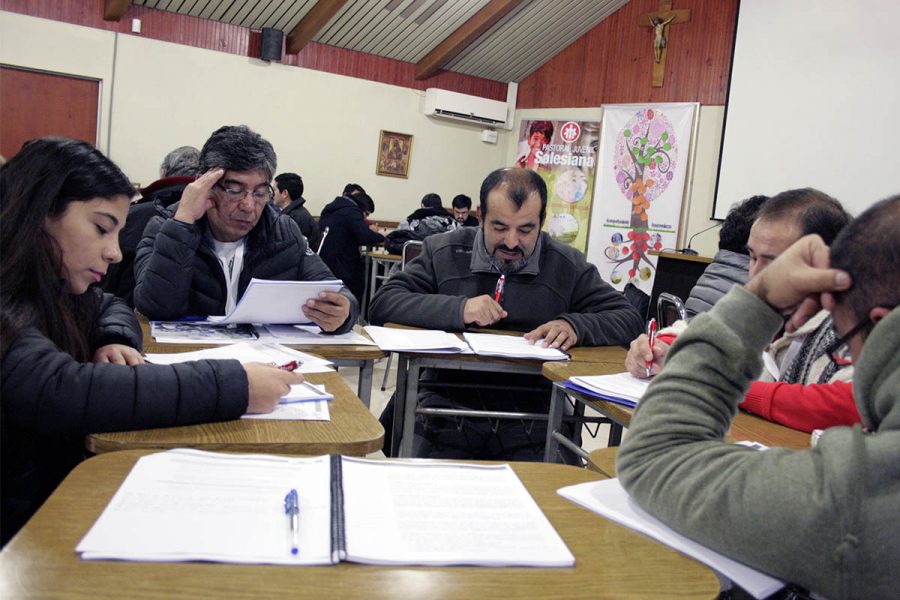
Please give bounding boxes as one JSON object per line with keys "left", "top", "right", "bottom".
{"left": 462, "top": 332, "right": 568, "bottom": 361}
{"left": 261, "top": 324, "right": 375, "bottom": 346}
{"left": 207, "top": 278, "right": 344, "bottom": 325}
{"left": 243, "top": 383, "right": 332, "bottom": 421}
{"left": 363, "top": 327, "right": 570, "bottom": 361}
{"left": 78, "top": 449, "right": 574, "bottom": 568}
{"left": 565, "top": 372, "right": 650, "bottom": 408}
{"left": 150, "top": 321, "right": 260, "bottom": 344}
{"left": 558, "top": 479, "right": 783, "bottom": 599}
{"left": 363, "top": 326, "right": 470, "bottom": 353}
{"left": 144, "top": 342, "right": 334, "bottom": 374}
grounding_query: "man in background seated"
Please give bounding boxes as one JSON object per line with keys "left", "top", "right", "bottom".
{"left": 370, "top": 167, "right": 643, "bottom": 461}
{"left": 102, "top": 145, "right": 200, "bottom": 306}
{"left": 627, "top": 188, "right": 858, "bottom": 432}
{"left": 684, "top": 194, "right": 768, "bottom": 316}
{"left": 451, "top": 193, "right": 480, "bottom": 227}
{"left": 385, "top": 192, "right": 459, "bottom": 254}
{"left": 274, "top": 172, "right": 320, "bottom": 250}
{"left": 134, "top": 125, "right": 356, "bottom": 333}
{"left": 617, "top": 195, "right": 900, "bottom": 598}
{"left": 319, "top": 189, "right": 384, "bottom": 302}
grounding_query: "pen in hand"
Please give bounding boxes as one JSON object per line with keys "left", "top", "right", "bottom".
{"left": 278, "top": 361, "right": 300, "bottom": 372}
{"left": 284, "top": 489, "right": 300, "bottom": 555}
{"left": 494, "top": 274, "right": 506, "bottom": 304}
{"left": 645, "top": 318, "right": 657, "bottom": 378}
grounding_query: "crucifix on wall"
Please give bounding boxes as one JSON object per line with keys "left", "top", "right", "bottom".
{"left": 640, "top": 0, "right": 691, "bottom": 87}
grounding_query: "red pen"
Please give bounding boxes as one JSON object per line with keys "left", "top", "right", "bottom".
{"left": 278, "top": 361, "right": 300, "bottom": 372}
{"left": 494, "top": 274, "right": 506, "bottom": 303}
{"left": 645, "top": 318, "right": 657, "bottom": 377}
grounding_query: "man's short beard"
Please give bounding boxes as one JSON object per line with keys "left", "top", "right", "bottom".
{"left": 490, "top": 251, "right": 528, "bottom": 274}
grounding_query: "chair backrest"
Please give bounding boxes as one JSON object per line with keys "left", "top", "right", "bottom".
{"left": 657, "top": 292, "right": 687, "bottom": 328}
{"left": 401, "top": 240, "right": 424, "bottom": 270}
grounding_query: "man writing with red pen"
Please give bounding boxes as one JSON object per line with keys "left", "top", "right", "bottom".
{"left": 369, "top": 167, "right": 643, "bottom": 461}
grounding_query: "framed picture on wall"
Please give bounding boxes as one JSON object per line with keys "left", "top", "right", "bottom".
{"left": 376, "top": 130, "right": 413, "bottom": 178}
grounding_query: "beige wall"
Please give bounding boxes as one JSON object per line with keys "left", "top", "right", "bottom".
{"left": 507, "top": 106, "right": 726, "bottom": 259}
{"left": 1, "top": 11, "right": 510, "bottom": 223}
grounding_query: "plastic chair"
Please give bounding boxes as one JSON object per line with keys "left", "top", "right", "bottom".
{"left": 657, "top": 292, "right": 687, "bottom": 328}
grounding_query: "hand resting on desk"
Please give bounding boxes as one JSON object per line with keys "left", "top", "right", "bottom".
{"left": 93, "top": 344, "right": 145, "bottom": 366}
{"left": 302, "top": 291, "right": 351, "bottom": 332}
{"left": 524, "top": 319, "right": 578, "bottom": 351}
{"left": 244, "top": 363, "right": 305, "bottom": 414}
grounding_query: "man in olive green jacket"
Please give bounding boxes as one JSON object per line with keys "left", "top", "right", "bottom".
{"left": 617, "top": 196, "right": 899, "bottom": 599}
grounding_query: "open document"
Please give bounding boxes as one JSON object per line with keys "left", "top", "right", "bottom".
{"left": 207, "top": 278, "right": 344, "bottom": 325}
{"left": 363, "top": 326, "right": 470, "bottom": 353}
{"left": 462, "top": 332, "right": 568, "bottom": 361}
{"left": 558, "top": 479, "right": 783, "bottom": 599}
{"left": 78, "top": 449, "right": 574, "bottom": 568}
{"left": 565, "top": 372, "right": 650, "bottom": 408}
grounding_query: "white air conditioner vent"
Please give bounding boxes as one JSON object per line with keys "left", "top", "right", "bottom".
{"left": 423, "top": 88, "right": 508, "bottom": 127}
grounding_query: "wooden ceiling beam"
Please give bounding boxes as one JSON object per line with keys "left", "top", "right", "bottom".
{"left": 286, "top": 0, "right": 351, "bottom": 55}
{"left": 415, "top": 0, "right": 524, "bottom": 80}
{"left": 103, "top": 0, "right": 131, "bottom": 21}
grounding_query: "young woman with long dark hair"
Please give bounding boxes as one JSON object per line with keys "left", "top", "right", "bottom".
{"left": 0, "top": 137, "right": 302, "bottom": 545}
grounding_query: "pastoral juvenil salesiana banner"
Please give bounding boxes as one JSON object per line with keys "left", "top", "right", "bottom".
{"left": 514, "top": 119, "right": 600, "bottom": 252}
{"left": 586, "top": 104, "right": 697, "bottom": 293}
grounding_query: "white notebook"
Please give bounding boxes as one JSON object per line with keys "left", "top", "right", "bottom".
{"left": 78, "top": 449, "right": 574, "bottom": 568}
{"left": 462, "top": 332, "right": 569, "bottom": 361}
{"left": 363, "top": 326, "right": 470, "bottom": 353}
{"left": 567, "top": 372, "right": 650, "bottom": 407}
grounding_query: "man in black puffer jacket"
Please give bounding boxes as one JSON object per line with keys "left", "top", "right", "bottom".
{"left": 134, "top": 125, "right": 357, "bottom": 333}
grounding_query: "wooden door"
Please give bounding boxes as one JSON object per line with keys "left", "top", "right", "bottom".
{"left": 0, "top": 66, "right": 99, "bottom": 161}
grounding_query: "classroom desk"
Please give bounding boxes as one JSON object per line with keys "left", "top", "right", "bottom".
{"left": 543, "top": 361, "right": 811, "bottom": 461}
{"left": 86, "top": 371, "right": 383, "bottom": 456}
{"left": 392, "top": 339, "right": 628, "bottom": 458}
{"left": 0, "top": 450, "right": 720, "bottom": 599}
{"left": 140, "top": 318, "right": 386, "bottom": 408}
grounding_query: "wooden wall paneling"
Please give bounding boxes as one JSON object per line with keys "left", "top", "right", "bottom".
{"left": 0, "top": 0, "right": 506, "bottom": 101}
{"left": 517, "top": 0, "right": 738, "bottom": 109}
{"left": 0, "top": 66, "right": 99, "bottom": 159}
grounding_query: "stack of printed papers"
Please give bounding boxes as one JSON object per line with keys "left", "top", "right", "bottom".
{"left": 462, "top": 332, "right": 568, "bottom": 361}
{"left": 207, "top": 278, "right": 344, "bottom": 324}
{"left": 566, "top": 372, "right": 650, "bottom": 407}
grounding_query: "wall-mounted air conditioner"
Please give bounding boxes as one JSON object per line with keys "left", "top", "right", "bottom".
{"left": 423, "top": 88, "right": 509, "bottom": 128}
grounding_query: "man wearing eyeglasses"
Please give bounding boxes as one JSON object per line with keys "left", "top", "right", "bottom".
{"left": 134, "top": 125, "right": 356, "bottom": 333}
{"left": 617, "top": 195, "right": 899, "bottom": 598}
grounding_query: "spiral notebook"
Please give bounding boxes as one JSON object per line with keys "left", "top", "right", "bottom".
{"left": 77, "top": 449, "right": 574, "bottom": 568}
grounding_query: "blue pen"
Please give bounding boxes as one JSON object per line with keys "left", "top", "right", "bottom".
{"left": 284, "top": 489, "right": 300, "bottom": 555}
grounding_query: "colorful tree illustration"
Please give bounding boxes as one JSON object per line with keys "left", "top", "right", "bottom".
{"left": 604, "top": 108, "right": 678, "bottom": 285}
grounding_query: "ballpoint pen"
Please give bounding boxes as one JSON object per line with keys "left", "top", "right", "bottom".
{"left": 646, "top": 318, "right": 657, "bottom": 377}
{"left": 494, "top": 274, "right": 506, "bottom": 303}
{"left": 278, "top": 360, "right": 300, "bottom": 372}
{"left": 284, "top": 489, "right": 300, "bottom": 555}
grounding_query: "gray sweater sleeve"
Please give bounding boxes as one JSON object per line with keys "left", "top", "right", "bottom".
{"left": 616, "top": 286, "right": 877, "bottom": 598}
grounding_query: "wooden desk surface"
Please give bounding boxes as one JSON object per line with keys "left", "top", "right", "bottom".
{"left": 651, "top": 250, "right": 714, "bottom": 264}
{"left": 543, "top": 361, "right": 811, "bottom": 451}
{"left": 87, "top": 371, "right": 384, "bottom": 456}
{"left": 0, "top": 450, "right": 719, "bottom": 599}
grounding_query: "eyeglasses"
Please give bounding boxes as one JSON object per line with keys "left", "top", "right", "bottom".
{"left": 824, "top": 317, "right": 872, "bottom": 368}
{"left": 215, "top": 182, "right": 274, "bottom": 205}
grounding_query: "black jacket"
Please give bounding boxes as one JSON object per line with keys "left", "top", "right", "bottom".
{"left": 133, "top": 203, "right": 358, "bottom": 332}
{"left": 282, "top": 196, "right": 321, "bottom": 251}
{"left": 102, "top": 176, "right": 194, "bottom": 306}
{"left": 318, "top": 196, "right": 384, "bottom": 302}
{"left": 0, "top": 290, "right": 248, "bottom": 544}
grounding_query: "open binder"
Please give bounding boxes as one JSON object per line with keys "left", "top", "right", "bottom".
{"left": 77, "top": 449, "right": 574, "bottom": 568}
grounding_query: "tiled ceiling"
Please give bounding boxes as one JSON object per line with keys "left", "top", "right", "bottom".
{"left": 132, "top": 0, "right": 629, "bottom": 82}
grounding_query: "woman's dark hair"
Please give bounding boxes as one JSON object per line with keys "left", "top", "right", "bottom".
{"left": 0, "top": 137, "right": 136, "bottom": 361}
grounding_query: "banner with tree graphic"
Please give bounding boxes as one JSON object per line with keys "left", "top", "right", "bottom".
{"left": 514, "top": 119, "right": 600, "bottom": 252}
{"left": 586, "top": 103, "right": 697, "bottom": 293}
